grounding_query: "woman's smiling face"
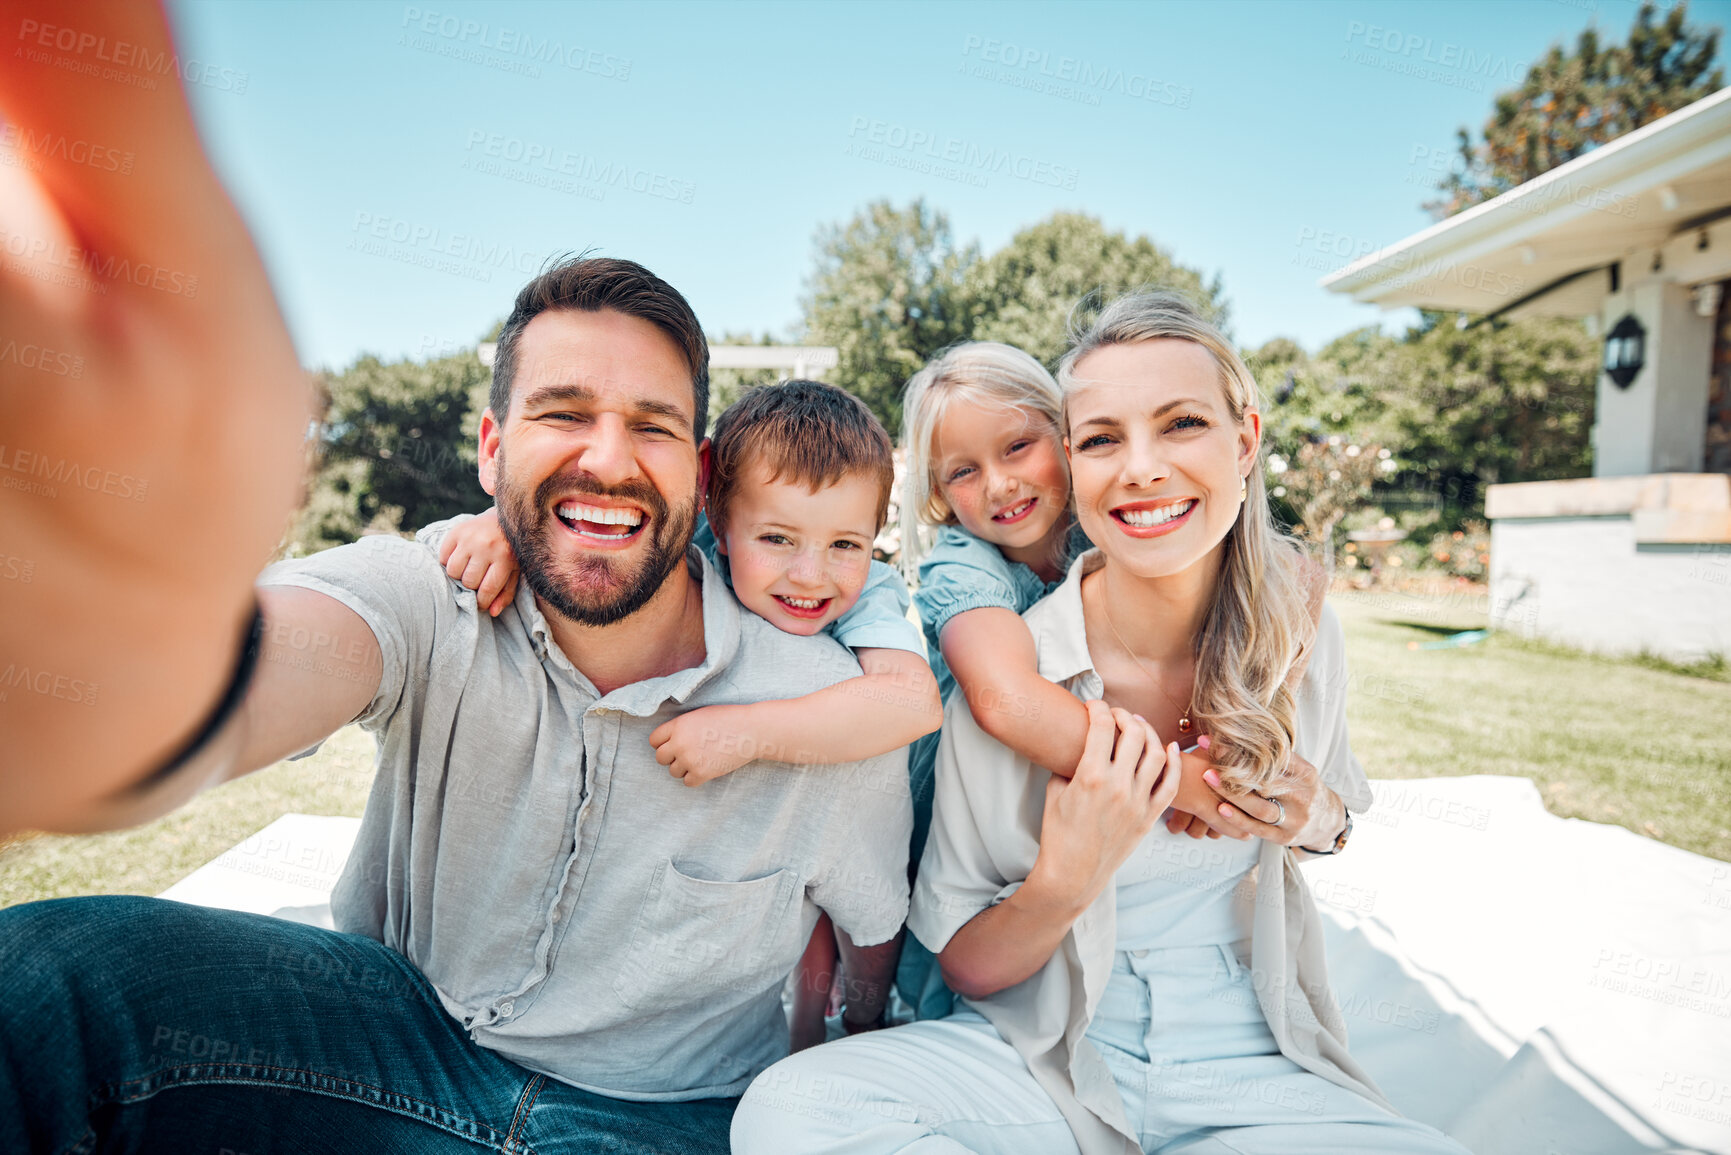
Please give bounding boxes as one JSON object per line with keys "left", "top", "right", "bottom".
{"left": 1064, "top": 338, "right": 1260, "bottom": 579}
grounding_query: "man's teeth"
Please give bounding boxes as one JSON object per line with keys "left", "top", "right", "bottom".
{"left": 778, "top": 596, "right": 823, "bottom": 609}
{"left": 556, "top": 502, "right": 643, "bottom": 527}
{"left": 995, "top": 499, "right": 1034, "bottom": 520}
{"left": 1119, "top": 499, "right": 1196, "bottom": 528}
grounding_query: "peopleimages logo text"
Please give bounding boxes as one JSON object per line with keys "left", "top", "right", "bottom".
{"left": 846, "top": 117, "right": 1079, "bottom": 190}
{"left": 960, "top": 35, "right": 1192, "bottom": 108}
{"left": 16, "top": 17, "right": 250, "bottom": 92}
{"left": 1343, "top": 21, "right": 1527, "bottom": 83}
{"left": 400, "top": 7, "right": 630, "bottom": 80}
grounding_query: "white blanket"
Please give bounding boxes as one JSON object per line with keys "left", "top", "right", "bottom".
{"left": 159, "top": 777, "right": 1731, "bottom": 1153}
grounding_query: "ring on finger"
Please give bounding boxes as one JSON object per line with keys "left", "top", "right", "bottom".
{"left": 1258, "top": 793, "right": 1286, "bottom": 827}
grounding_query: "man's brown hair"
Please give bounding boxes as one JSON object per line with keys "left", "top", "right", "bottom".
{"left": 705, "top": 380, "right": 895, "bottom": 538}
{"left": 491, "top": 253, "right": 710, "bottom": 439}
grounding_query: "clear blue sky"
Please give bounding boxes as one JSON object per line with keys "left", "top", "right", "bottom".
{"left": 170, "top": 0, "right": 1731, "bottom": 371}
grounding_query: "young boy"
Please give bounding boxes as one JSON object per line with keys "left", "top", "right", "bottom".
{"left": 438, "top": 380, "right": 941, "bottom": 1048}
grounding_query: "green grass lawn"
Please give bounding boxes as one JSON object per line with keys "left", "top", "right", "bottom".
{"left": 1332, "top": 589, "right": 1730, "bottom": 862}
{"left": 3, "top": 590, "right": 1727, "bottom": 910}
{"left": 0, "top": 726, "right": 375, "bottom": 909}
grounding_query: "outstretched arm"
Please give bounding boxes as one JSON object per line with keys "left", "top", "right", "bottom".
{"left": 0, "top": 0, "right": 313, "bottom": 834}
{"left": 650, "top": 646, "right": 941, "bottom": 786}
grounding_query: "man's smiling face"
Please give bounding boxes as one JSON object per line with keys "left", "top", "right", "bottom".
{"left": 478, "top": 307, "right": 707, "bottom": 626}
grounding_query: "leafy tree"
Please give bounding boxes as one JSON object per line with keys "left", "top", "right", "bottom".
{"left": 1381, "top": 312, "right": 1597, "bottom": 502}
{"left": 288, "top": 347, "right": 493, "bottom": 553}
{"left": 1430, "top": 1, "right": 1722, "bottom": 217}
{"left": 1251, "top": 312, "right": 1596, "bottom": 539}
{"left": 800, "top": 199, "right": 976, "bottom": 432}
{"left": 963, "top": 212, "right": 1228, "bottom": 365}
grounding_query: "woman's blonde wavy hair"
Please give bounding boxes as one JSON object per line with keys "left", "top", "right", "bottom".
{"left": 897, "top": 341, "right": 1068, "bottom": 582}
{"left": 1056, "top": 292, "right": 1315, "bottom": 796}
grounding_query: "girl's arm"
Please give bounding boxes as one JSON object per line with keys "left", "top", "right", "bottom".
{"left": 941, "top": 608, "right": 1232, "bottom": 835}
{"left": 939, "top": 607, "right": 1088, "bottom": 777}
{"left": 650, "top": 646, "right": 941, "bottom": 786}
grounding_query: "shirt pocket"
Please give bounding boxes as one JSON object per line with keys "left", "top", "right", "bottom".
{"left": 611, "top": 859, "right": 802, "bottom": 1012}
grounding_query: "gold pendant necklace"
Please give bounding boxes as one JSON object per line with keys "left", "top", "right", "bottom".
{"left": 1097, "top": 580, "right": 1195, "bottom": 736}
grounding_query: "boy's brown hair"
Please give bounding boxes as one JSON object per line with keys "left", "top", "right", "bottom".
{"left": 705, "top": 380, "right": 895, "bottom": 538}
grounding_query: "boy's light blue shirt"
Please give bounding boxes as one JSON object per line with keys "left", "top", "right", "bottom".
{"left": 693, "top": 513, "right": 923, "bottom": 656}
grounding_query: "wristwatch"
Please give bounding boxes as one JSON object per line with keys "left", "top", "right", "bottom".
{"left": 1303, "top": 811, "right": 1352, "bottom": 856}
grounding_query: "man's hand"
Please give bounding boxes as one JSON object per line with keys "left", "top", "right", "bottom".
{"left": 0, "top": 0, "right": 313, "bottom": 834}
{"left": 649, "top": 705, "right": 756, "bottom": 787}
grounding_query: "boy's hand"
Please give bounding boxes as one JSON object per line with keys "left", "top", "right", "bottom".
{"left": 438, "top": 508, "right": 520, "bottom": 616}
{"left": 650, "top": 705, "right": 759, "bottom": 787}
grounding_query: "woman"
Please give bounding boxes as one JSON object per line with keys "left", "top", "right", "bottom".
{"left": 730, "top": 293, "right": 1469, "bottom": 1154}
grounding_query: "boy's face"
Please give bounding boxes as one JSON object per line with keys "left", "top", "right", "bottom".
{"left": 715, "top": 464, "right": 880, "bottom": 636}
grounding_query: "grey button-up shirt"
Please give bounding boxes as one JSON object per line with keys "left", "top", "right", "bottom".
{"left": 260, "top": 520, "right": 911, "bottom": 1100}
{"left": 908, "top": 549, "right": 1387, "bottom": 1155}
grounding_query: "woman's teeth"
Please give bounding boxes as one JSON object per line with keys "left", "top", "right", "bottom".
{"left": 1118, "top": 499, "right": 1196, "bottom": 528}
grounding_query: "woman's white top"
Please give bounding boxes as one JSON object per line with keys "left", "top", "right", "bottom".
{"left": 907, "top": 549, "right": 1391, "bottom": 1155}
{"left": 1114, "top": 808, "right": 1262, "bottom": 952}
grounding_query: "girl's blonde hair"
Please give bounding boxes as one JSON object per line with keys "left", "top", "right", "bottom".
{"left": 1057, "top": 292, "right": 1314, "bottom": 796}
{"left": 897, "top": 341, "right": 1067, "bottom": 581}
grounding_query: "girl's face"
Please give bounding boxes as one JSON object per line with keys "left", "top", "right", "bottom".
{"left": 932, "top": 401, "right": 1070, "bottom": 553}
{"left": 1063, "top": 339, "right": 1259, "bottom": 579}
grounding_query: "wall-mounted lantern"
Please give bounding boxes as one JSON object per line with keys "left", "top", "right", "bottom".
{"left": 1603, "top": 314, "right": 1646, "bottom": 389}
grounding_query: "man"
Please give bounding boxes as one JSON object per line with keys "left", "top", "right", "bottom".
{"left": 0, "top": 255, "right": 912, "bottom": 1154}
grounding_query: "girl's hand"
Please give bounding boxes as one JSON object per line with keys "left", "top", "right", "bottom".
{"left": 1027, "top": 700, "right": 1179, "bottom": 915}
{"left": 1204, "top": 752, "right": 1347, "bottom": 851}
{"left": 1163, "top": 740, "right": 1234, "bottom": 839}
{"left": 438, "top": 509, "right": 520, "bottom": 616}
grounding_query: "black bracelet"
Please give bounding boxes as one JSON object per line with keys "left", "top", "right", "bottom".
{"left": 127, "top": 603, "right": 265, "bottom": 796}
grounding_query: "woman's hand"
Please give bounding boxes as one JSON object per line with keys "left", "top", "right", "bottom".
{"left": 1203, "top": 752, "right": 1348, "bottom": 852}
{"left": 1026, "top": 700, "right": 1180, "bottom": 916}
{"left": 940, "top": 699, "right": 1180, "bottom": 1000}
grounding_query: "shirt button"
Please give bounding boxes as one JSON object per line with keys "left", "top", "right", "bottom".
{"left": 1133, "top": 949, "right": 1148, "bottom": 959}
{"left": 498, "top": 1001, "right": 514, "bottom": 1017}
{"left": 550, "top": 910, "right": 561, "bottom": 923}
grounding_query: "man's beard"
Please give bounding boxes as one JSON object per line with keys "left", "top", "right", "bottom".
{"left": 493, "top": 447, "right": 699, "bottom": 627}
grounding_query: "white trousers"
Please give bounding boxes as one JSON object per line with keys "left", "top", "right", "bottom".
{"left": 733, "top": 945, "right": 1471, "bottom": 1155}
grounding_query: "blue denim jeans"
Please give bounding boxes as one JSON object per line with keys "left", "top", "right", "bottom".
{"left": 0, "top": 896, "right": 736, "bottom": 1154}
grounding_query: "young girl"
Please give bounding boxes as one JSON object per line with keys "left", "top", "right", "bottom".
{"left": 892, "top": 342, "right": 1247, "bottom": 1020}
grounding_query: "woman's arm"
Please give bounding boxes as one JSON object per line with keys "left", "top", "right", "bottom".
{"left": 939, "top": 701, "right": 1178, "bottom": 999}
